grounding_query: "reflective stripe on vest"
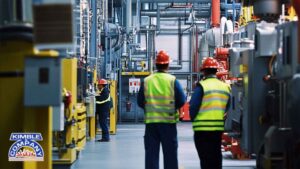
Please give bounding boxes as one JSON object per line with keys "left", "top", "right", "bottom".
{"left": 192, "top": 78, "right": 230, "bottom": 131}
{"left": 144, "top": 73, "right": 177, "bottom": 123}
{"left": 96, "top": 95, "right": 110, "bottom": 104}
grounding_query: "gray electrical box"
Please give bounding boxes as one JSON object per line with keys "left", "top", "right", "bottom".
{"left": 52, "top": 103, "right": 64, "bottom": 131}
{"left": 255, "top": 22, "right": 277, "bottom": 57}
{"left": 86, "top": 96, "right": 95, "bottom": 117}
{"left": 24, "top": 57, "right": 62, "bottom": 106}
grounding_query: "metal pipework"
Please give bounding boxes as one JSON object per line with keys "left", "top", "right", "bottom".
{"left": 211, "top": 0, "right": 220, "bottom": 27}
{"left": 141, "top": 10, "right": 210, "bottom": 18}
{"left": 126, "top": 0, "right": 132, "bottom": 33}
{"left": 133, "top": 0, "right": 211, "bottom": 2}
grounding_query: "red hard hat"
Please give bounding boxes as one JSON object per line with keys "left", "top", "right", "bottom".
{"left": 156, "top": 50, "right": 170, "bottom": 64}
{"left": 98, "top": 79, "right": 107, "bottom": 85}
{"left": 200, "top": 57, "right": 219, "bottom": 71}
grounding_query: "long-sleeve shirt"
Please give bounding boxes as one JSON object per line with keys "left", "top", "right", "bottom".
{"left": 96, "top": 86, "right": 111, "bottom": 113}
{"left": 137, "top": 75, "right": 186, "bottom": 110}
{"left": 189, "top": 78, "right": 231, "bottom": 121}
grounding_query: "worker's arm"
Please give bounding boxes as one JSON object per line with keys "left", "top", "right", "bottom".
{"left": 225, "top": 95, "right": 231, "bottom": 112}
{"left": 174, "top": 79, "right": 186, "bottom": 109}
{"left": 137, "top": 82, "right": 145, "bottom": 109}
{"left": 189, "top": 83, "right": 203, "bottom": 121}
{"left": 96, "top": 87, "right": 110, "bottom": 104}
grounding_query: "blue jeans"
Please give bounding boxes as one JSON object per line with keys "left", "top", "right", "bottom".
{"left": 98, "top": 111, "right": 110, "bottom": 140}
{"left": 144, "top": 123, "right": 178, "bottom": 169}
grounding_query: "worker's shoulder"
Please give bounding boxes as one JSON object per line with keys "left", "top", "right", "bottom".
{"left": 163, "top": 73, "right": 176, "bottom": 79}
{"left": 145, "top": 72, "right": 175, "bottom": 80}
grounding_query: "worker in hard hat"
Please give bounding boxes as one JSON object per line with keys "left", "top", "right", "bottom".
{"left": 189, "top": 57, "right": 231, "bottom": 169}
{"left": 95, "top": 78, "right": 111, "bottom": 142}
{"left": 137, "top": 50, "right": 186, "bottom": 169}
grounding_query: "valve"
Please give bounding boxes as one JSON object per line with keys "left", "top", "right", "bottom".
{"left": 63, "top": 88, "right": 72, "bottom": 108}
{"left": 126, "top": 97, "right": 132, "bottom": 112}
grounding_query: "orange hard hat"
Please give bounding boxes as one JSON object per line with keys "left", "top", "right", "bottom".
{"left": 98, "top": 79, "right": 107, "bottom": 85}
{"left": 200, "top": 57, "right": 219, "bottom": 71}
{"left": 155, "top": 50, "right": 170, "bottom": 64}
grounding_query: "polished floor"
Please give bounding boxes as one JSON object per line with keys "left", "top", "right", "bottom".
{"left": 73, "top": 123, "right": 255, "bottom": 169}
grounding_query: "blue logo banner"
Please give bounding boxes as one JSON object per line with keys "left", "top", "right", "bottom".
{"left": 8, "top": 133, "right": 44, "bottom": 161}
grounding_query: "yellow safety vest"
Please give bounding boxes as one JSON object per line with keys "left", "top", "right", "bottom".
{"left": 193, "top": 78, "right": 230, "bottom": 131}
{"left": 96, "top": 87, "right": 111, "bottom": 104}
{"left": 144, "top": 72, "right": 178, "bottom": 123}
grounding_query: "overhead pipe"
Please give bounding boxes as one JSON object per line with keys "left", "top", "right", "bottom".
{"left": 141, "top": 10, "right": 210, "bottom": 18}
{"left": 211, "top": 0, "right": 220, "bottom": 27}
{"left": 133, "top": 0, "right": 211, "bottom": 3}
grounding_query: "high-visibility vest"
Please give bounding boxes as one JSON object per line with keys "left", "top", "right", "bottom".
{"left": 144, "top": 72, "right": 178, "bottom": 124}
{"left": 96, "top": 87, "right": 111, "bottom": 105}
{"left": 193, "top": 78, "right": 230, "bottom": 131}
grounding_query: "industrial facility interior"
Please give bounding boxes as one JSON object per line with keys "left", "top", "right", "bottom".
{"left": 1, "top": 0, "right": 300, "bottom": 169}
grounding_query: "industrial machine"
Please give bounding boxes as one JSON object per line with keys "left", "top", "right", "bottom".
{"left": 1, "top": 0, "right": 299, "bottom": 168}
{"left": 216, "top": 0, "right": 300, "bottom": 168}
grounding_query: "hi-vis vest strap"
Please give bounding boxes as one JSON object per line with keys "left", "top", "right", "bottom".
{"left": 144, "top": 73, "right": 178, "bottom": 124}
{"left": 193, "top": 78, "right": 230, "bottom": 131}
{"left": 96, "top": 87, "right": 111, "bottom": 104}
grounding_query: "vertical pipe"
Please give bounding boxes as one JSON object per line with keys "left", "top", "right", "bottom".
{"left": 152, "top": 30, "right": 156, "bottom": 72}
{"left": 233, "top": 0, "right": 236, "bottom": 23}
{"left": 103, "top": 23, "right": 108, "bottom": 78}
{"left": 156, "top": 7, "right": 160, "bottom": 31}
{"left": 136, "top": 0, "right": 140, "bottom": 31}
{"left": 112, "top": 0, "right": 114, "bottom": 21}
{"left": 189, "top": 25, "right": 193, "bottom": 91}
{"left": 211, "top": 0, "right": 220, "bottom": 27}
{"left": 105, "top": 0, "right": 108, "bottom": 23}
{"left": 146, "top": 30, "right": 150, "bottom": 72}
{"left": 293, "top": 0, "right": 300, "bottom": 64}
{"left": 135, "top": 0, "right": 141, "bottom": 43}
{"left": 126, "top": 0, "right": 132, "bottom": 33}
{"left": 225, "top": 0, "right": 228, "bottom": 18}
{"left": 90, "top": 0, "right": 97, "bottom": 67}
{"left": 195, "top": 26, "right": 199, "bottom": 72}
{"left": 118, "top": 54, "right": 122, "bottom": 123}
{"left": 178, "top": 18, "right": 182, "bottom": 65}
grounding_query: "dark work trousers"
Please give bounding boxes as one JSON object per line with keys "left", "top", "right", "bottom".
{"left": 194, "top": 131, "right": 223, "bottom": 169}
{"left": 98, "top": 111, "right": 110, "bottom": 140}
{"left": 144, "top": 123, "right": 178, "bottom": 169}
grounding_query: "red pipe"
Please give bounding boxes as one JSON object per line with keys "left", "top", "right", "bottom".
{"left": 293, "top": 0, "right": 300, "bottom": 64}
{"left": 215, "top": 47, "right": 229, "bottom": 59}
{"left": 211, "top": 0, "right": 220, "bottom": 27}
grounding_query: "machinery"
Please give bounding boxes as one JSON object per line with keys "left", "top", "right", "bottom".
{"left": 216, "top": 0, "right": 300, "bottom": 168}
{"left": 1, "top": 0, "right": 299, "bottom": 168}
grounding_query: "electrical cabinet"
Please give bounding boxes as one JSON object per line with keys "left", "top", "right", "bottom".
{"left": 24, "top": 57, "right": 61, "bottom": 106}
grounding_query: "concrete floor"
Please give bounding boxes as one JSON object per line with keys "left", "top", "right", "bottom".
{"left": 73, "top": 123, "right": 255, "bottom": 169}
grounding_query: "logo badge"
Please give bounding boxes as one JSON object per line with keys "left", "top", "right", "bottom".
{"left": 8, "top": 133, "right": 44, "bottom": 161}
